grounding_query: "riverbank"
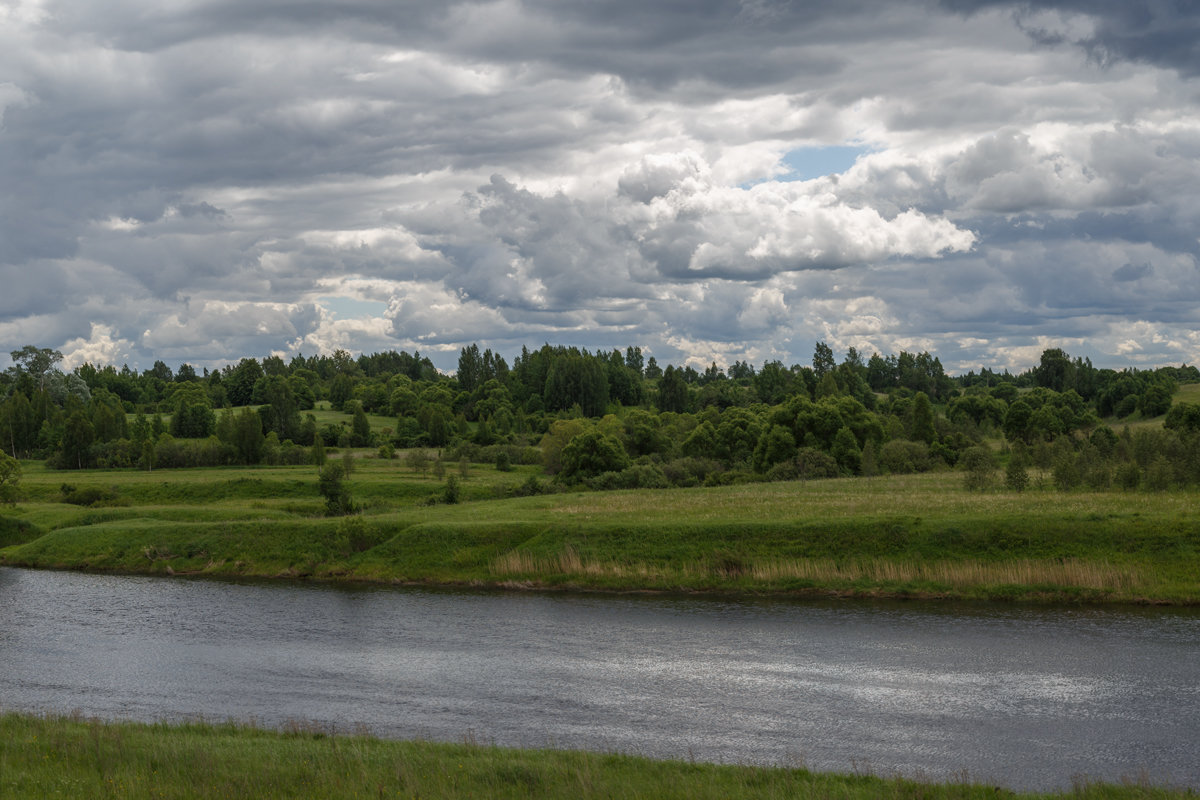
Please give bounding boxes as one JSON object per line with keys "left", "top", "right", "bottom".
{"left": 2, "top": 462, "right": 1198, "bottom": 604}
{"left": 0, "top": 711, "right": 1191, "bottom": 799}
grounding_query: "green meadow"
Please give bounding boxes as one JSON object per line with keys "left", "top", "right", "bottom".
{"left": 2, "top": 452, "right": 1198, "bottom": 604}
{"left": 0, "top": 712, "right": 1191, "bottom": 800}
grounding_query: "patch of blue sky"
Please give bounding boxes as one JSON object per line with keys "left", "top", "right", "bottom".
{"left": 778, "top": 145, "right": 871, "bottom": 180}
{"left": 319, "top": 296, "right": 388, "bottom": 320}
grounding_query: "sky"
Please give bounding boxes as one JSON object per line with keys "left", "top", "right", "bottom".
{"left": 3, "top": 0, "right": 1200, "bottom": 375}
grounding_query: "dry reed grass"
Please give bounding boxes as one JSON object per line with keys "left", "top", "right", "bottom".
{"left": 490, "top": 548, "right": 1141, "bottom": 592}
{"left": 747, "top": 557, "right": 1140, "bottom": 590}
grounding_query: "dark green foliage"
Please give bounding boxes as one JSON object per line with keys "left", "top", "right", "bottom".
{"left": 1165, "top": 402, "right": 1200, "bottom": 433}
{"left": 1140, "top": 379, "right": 1175, "bottom": 417}
{"left": 253, "top": 375, "right": 302, "bottom": 441}
{"left": 58, "top": 483, "right": 122, "bottom": 506}
{"left": 587, "top": 463, "right": 671, "bottom": 490}
{"left": 318, "top": 462, "right": 355, "bottom": 515}
{"left": 61, "top": 410, "right": 95, "bottom": 469}
{"left": 0, "top": 451, "right": 21, "bottom": 505}
{"left": 229, "top": 407, "right": 265, "bottom": 465}
{"left": 910, "top": 392, "right": 936, "bottom": 444}
{"left": 878, "top": 440, "right": 932, "bottom": 474}
{"left": 544, "top": 354, "right": 609, "bottom": 416}
{"left": 960, "top": 446, "right": 997, "bottom": 491}
{"left": 350, "top": 402, "right": 372, "bottom": 447}
{"left": 830, "top": 426, "right": 862, "bottom": 475}
{"left": 1004, "top": 457, "right": 1029, "bottom": 492}
{"left": 224, "top": 358, "right": 264, "bottom": 407}
{"left": 793, "top": 447, "right": 840, "bottom": 479}
{"left": 171, "top": 402, "right": 216, "bottom": 439}
{"left": 753, "top": 425, "right": 796, "bottom": 473}
{"left": 442, "top": 474, "right": 461, "bottom": 504}
{"left": 1003, "top": 399, "right": 1033, "bottom": 443}
{"left": 1146, "top": 456, "right": 1173, "bottom": 491}
{"left": 656, "top": 365, "right": 688, "bottom": 413}
{"left": 559, "top": 431, "right": 630, "bottom": 482}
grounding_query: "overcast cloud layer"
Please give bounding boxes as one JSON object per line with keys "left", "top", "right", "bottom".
{"left": 3, "top": 0, "right": 1200, "bottom": 373}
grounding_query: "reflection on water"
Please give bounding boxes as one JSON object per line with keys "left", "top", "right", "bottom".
{"left": 1, "top": 566, "right": 1197, "bottom": 791}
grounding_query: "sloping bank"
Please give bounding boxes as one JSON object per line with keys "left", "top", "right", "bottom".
{"left": 3, "top": 482, "right": 1199, "bottom": 604}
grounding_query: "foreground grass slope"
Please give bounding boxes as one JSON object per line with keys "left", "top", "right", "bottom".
{"left": 2, "top": 456, "right": 1198, "bottom": 603}
{"left": 0, "top": 713, "right": 1190, "bottom": 800}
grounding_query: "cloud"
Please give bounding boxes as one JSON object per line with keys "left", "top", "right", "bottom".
{"left": 2, "top": 0, "right": 1200, "bottom": 373}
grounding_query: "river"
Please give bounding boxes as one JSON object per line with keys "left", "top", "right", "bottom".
{"left": 1, "top": 566, "right": 1197, "bottom": 791}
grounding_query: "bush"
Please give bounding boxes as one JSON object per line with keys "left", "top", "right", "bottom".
{"left": 659, "top": 457, "right": 723, "bottom": 487}
{"left": 794, "top": 448, "right": 840, "bottom": 479}
{"left": 587, "top": 463, "right": 670, "bottom": 491}
{"left": 878, "top": 440, "right": 932, "bottom": 474}
{"left": 318, "top": 462, "right": 355, "bottom": 516}
{"left": 1115, "top": 461, "right": 1141, "bottom": 490}
{"left": 1004, "top": 458, "right": 1029, "bottom": 492}
{"left": 59, "top": 484, "right": 124, "bottom": 507}
{"left": 960, "top": 445, "right": 998, "bottom": 491}
{"left": 443, "top": 475, "right": 461, "bottom": 504}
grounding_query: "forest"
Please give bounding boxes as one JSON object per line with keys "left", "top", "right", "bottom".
{"left": 3, "top": 341, "right": 1200, "bottom": 499}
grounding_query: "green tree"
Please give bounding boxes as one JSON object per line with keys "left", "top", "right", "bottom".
{"left": 62, "top": 411, "right": 95, "bottom": 469}
{"left": 253, "top": 375, "right": 301, "bottom": 441}
{"left": 753, "top": 425, "right": 797, "bottom": 473}
{"left": 350, "top": 402, "right": 372, "bottom": 447}
{"left": 1004, "top": 457, "right": 1029, "bottom": 492}
{"left": 318, "top": 462, "right": 355, "bottom": 515}
{"left": 657, "top": 365, "right": 688, "bottom": 413}
{"left": 231, "top": 407, "right": 265, "bottom": 464}
{"left": 311, "top": 433, "right": 327, "bottom": 468}
{"left": 224, "top": 358, "right": 264, "bottom": 407}
{"left": 812, "top": 341, "right": 835, "bottom": 378}
{"left": 1034, "top": 348, "right": 1075, "bottom": 393}
{"left": 559, "top": 430, "right": 630, "bottom": 482}
{"left": 442, "top": 474, "right": 461, "bottom": 504}
{"left": 910, "top": 392, "right": 936, "bottom": 444}
{"left": 1003, "top": 399, "right": 1033, "bottom": 443}
{"left": 9, "top": 345, "right": 63, "bottom": 392}
{"left": 960, "top": 445, "right": 998, "bottom": 491}
{"left": 830, "top": 426, "right": 862, "bottom": 475}
{"left": 0, "top": 451, "right": 21, "bottom": 505}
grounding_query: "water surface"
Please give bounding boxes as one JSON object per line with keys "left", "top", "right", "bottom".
{"left": 1, "top": 566, "right": 1197, "bottom": 791}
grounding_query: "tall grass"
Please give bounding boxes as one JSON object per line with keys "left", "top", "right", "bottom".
{"left": 0, "top": 712, "right": 1190, "bottom": 800}
{"left": 491, "top": 551, "right": 1143, "bottom": 592}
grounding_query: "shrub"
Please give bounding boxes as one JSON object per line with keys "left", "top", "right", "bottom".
{"left": 443, "top": 475, "right": 461, "bottom": 504}
{"left": 59, "top": 484, "right": 123, "bottom": 507}
{"left": 960, "top": 445, "right": 998, "bottom": 491}
{"left": 878, "top": 440, "right": 931, "bottom": 474}
{"left": 588, "top": 463, "right": 670, "bottom": 491}
{"left": 794, "top": 448, "right": 840, "bottom": 479}
{"left": 659, "top": 457, "right": 722, "bottom": 487}
{"left": 1004, "top": 458, "right": 1029, "bottom": 492}
{"left": 318, "top": 462, "right": 355, "bottom": 516}
{"left": 1115, "top": 461, "right": 1141, "bottom": 490}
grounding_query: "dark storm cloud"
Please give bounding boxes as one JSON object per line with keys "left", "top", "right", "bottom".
{"left": 943, "top": 0, "right": 1200, "bottom": 75}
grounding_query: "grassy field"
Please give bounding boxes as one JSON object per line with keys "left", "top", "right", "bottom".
{"left": 0, "top": 712, "right": 1191, "bottom": 800}
{"left": 2, "top": 452, "right": 1199, "bottom": 604}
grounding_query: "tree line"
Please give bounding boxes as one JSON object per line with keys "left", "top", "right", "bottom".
{"left": 2, "top": 342, "right": 1198, "bottom": 494}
